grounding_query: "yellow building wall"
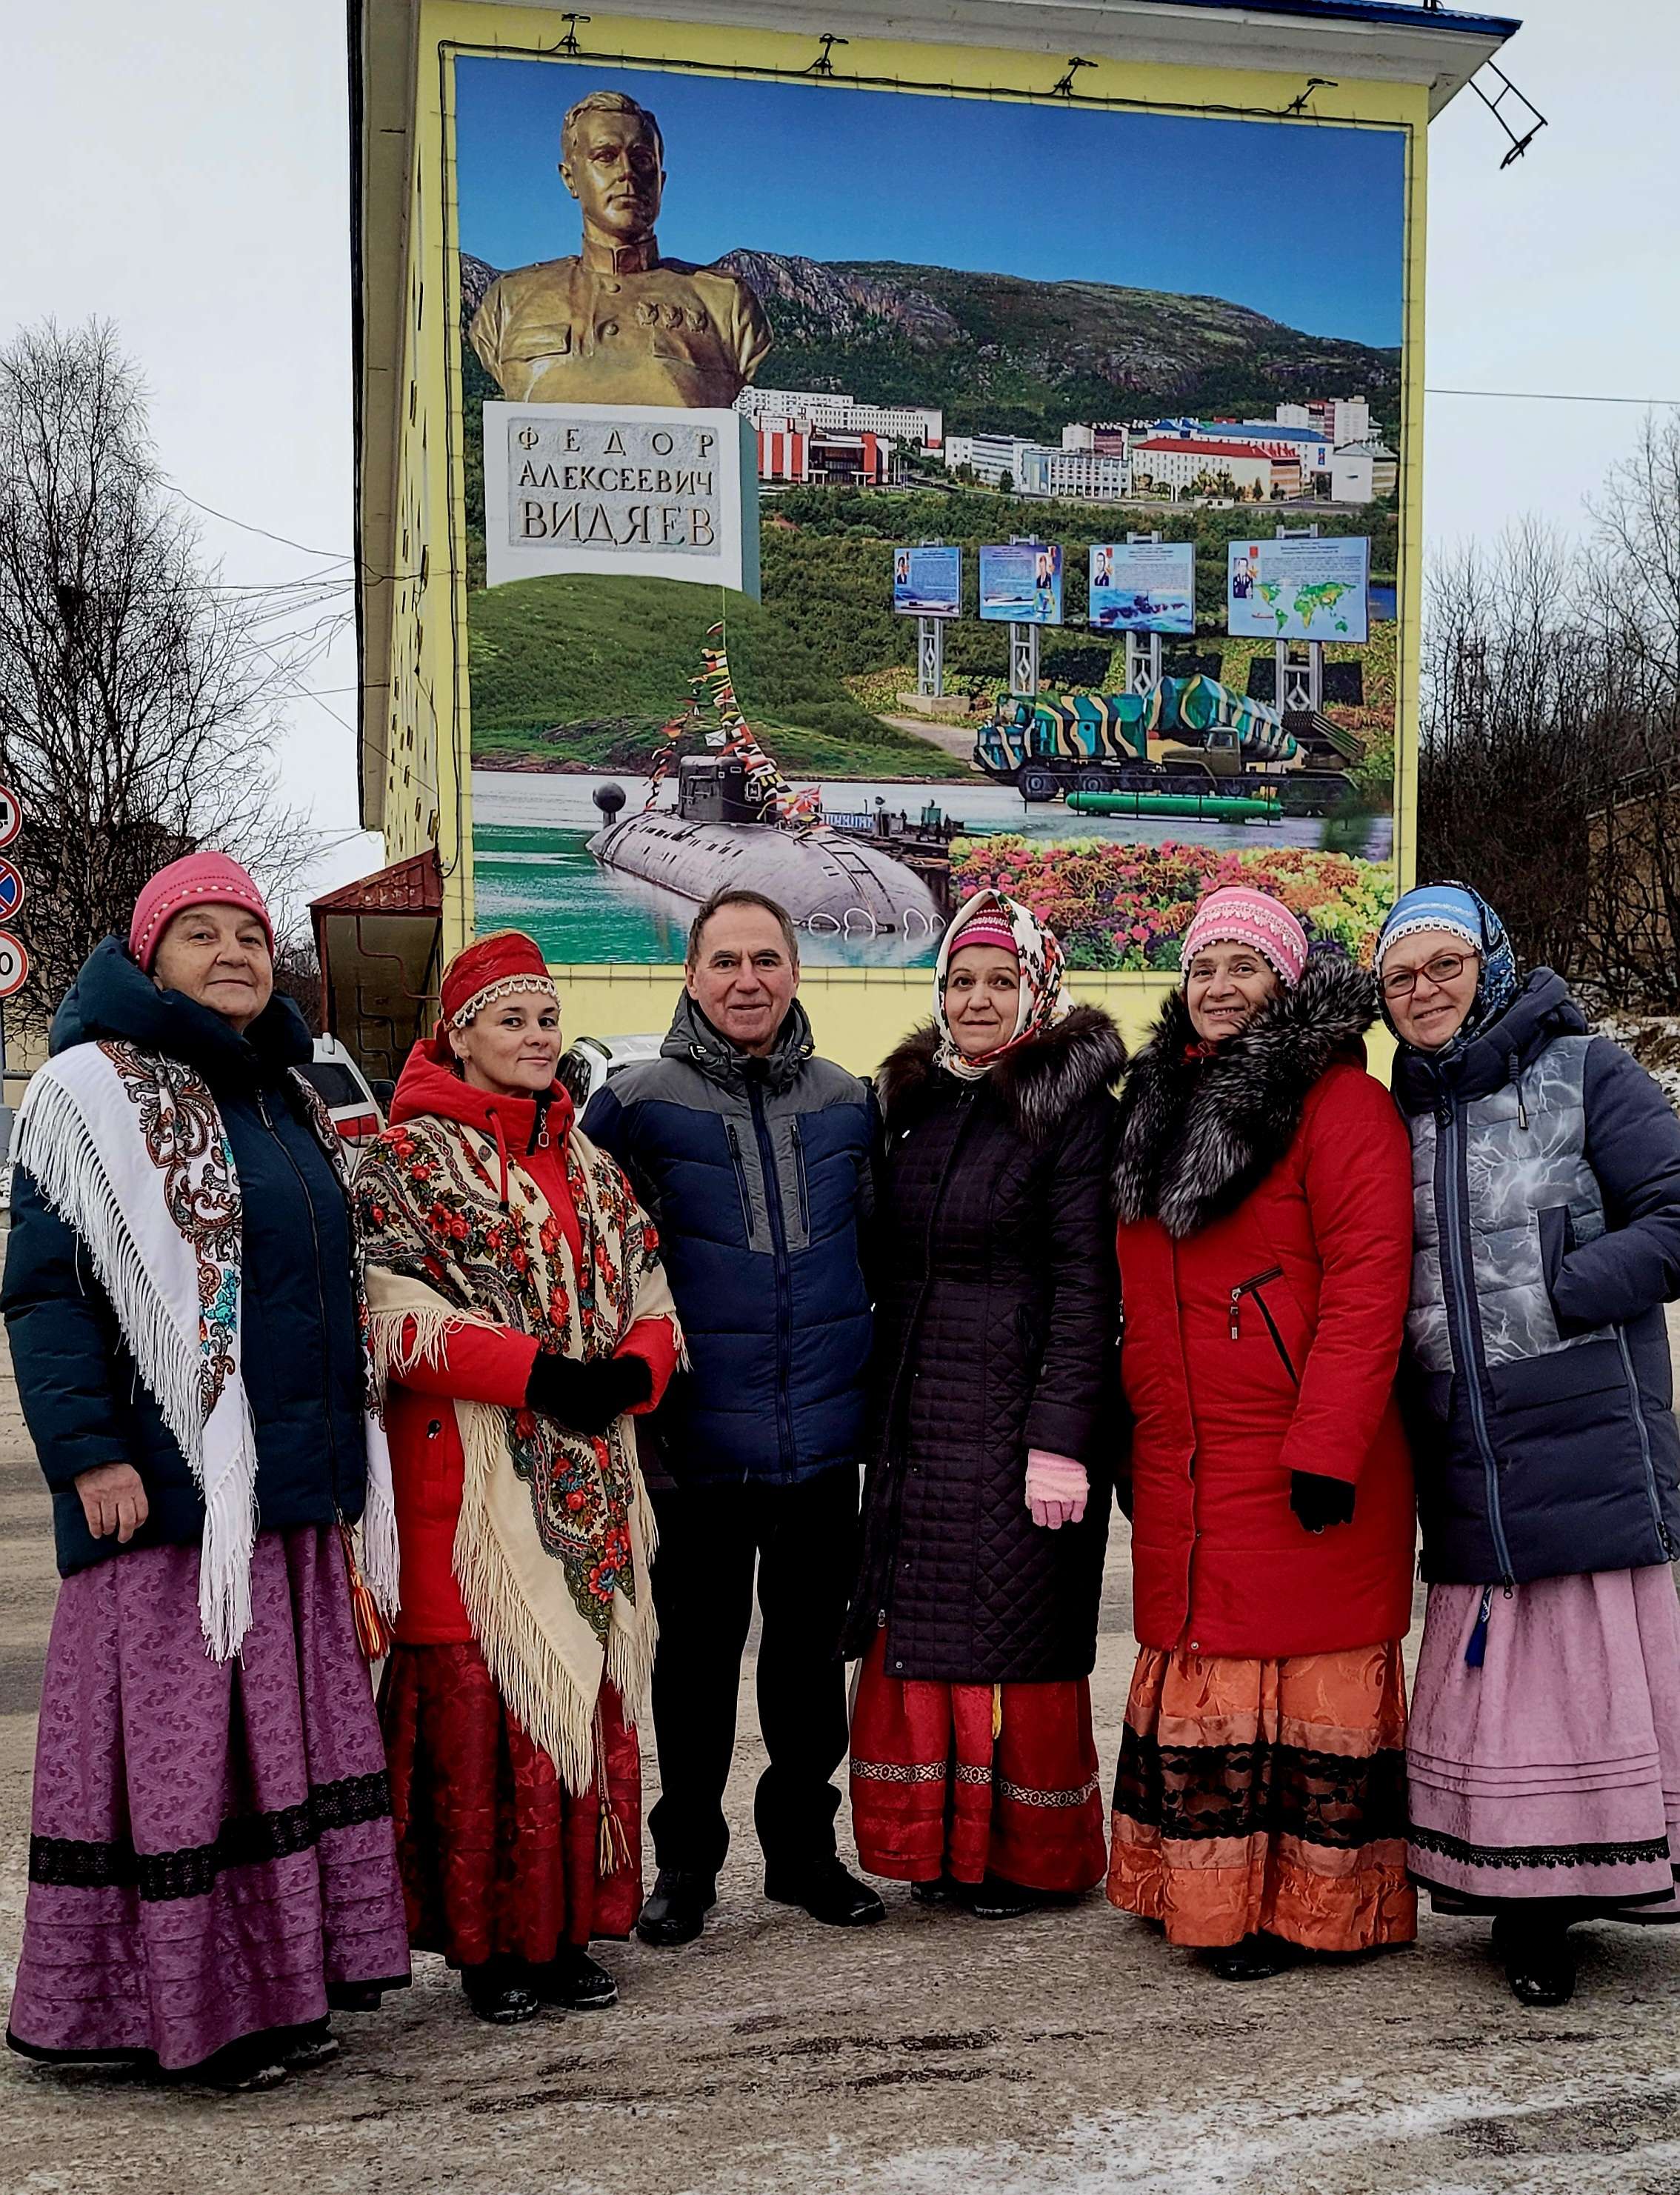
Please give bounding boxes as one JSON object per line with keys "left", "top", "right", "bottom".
{"left": 390, "top": 0, "right": 1429, "bottom": 1063}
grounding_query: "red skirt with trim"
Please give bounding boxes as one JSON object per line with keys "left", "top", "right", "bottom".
{"left": 379, "top": 1640, "right": 641, "bottom": 1963}
{"left": 848, "top": 1633, "right": 1107, "bottom": 1893}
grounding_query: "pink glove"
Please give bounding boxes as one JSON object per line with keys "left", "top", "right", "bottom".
{"left": 1026, "top": 1449, "right": 1089, "bottom": 1531}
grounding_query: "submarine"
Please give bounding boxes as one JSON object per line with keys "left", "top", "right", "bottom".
{"left": 586, "top": 756, "right": 944, "bottom": 939}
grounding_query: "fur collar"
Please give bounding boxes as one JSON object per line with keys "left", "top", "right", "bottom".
{"left": 1112, "top": 956, "right": 1379, "bottom": 1238}
{"left": 878, "top": 1005, "right": 1126, "bottom": 1145}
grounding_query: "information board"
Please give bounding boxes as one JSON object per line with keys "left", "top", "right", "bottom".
{"left": 892, "top": 545, "right": 961, "bottom": 619}
{"left": 1089, "top": 542, "right": 1196, "bottom": 635}
{"left": 979, "top": 543, "right": 1063, "bottom": 626}
{"left": 1227, "top": 536, "right": 1370, "bottom": 642}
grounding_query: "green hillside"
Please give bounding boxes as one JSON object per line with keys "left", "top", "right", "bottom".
{"left": 466, "top": 573, "right": 969, "bottom": 781}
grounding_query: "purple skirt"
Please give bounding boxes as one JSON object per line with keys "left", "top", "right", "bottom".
{"left": 1407, "top": 1565, "right": 1680, "bottom": 1917}
{"left": 7, "top": 1527, "right": 410, "bottom": 2072}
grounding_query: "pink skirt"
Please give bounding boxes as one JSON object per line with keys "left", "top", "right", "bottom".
{"left": 1407, "top": 1565, "right": 1680, "bottom": 1917}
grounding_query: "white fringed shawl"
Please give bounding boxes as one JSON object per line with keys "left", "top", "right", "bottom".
{"left": 10, "top": 1039, "right": 399, "bottom": 1659}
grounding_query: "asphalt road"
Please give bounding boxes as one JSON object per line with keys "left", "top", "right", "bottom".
{"left": 3, "top": 1331, "right": 1680, "bottom": 2194}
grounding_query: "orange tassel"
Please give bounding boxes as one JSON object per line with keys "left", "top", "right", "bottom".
{"left": 339, "top": 1523, "right": 393, "bottom": 1661}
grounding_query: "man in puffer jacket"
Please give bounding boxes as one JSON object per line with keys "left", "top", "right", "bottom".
{"left": 581, "top": 887, "right": 884, "bottom": 1945}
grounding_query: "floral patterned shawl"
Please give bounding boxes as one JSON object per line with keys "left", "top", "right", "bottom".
{"left": 933, "top": 889, "right": 1074, "bottom": 1083}
{"left": 355, "top": 1110, "right": 681, "bottom": 1792}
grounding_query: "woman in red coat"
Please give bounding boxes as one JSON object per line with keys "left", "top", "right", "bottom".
{"left": 355, "top": 934, "right": 680, "bottom": 2025}
{"left": 1107, "top": 886, "right": 1416, "bottom": 1979}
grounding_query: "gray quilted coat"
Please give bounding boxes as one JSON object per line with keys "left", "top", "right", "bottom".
{"left": 1392, "top": 968, "right": 1680, "bottom": 1583}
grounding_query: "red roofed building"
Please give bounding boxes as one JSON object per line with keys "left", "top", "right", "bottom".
{"left": 1130, "top": 438, "right": 1290, "bottom": 498}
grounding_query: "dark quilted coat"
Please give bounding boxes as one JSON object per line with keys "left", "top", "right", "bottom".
{"left": 581, "top": 991, "right": 875, "bottom": 1487}
{"left": 844, "top": 1007, "right": 1125, "bottom": 1684}
{"left": 2, "top": 939, "right": 371, "bottom": 1577}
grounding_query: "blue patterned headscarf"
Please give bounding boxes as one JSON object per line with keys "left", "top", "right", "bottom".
{"left": 1375, "top": 881, "right": 1519, "bottom": 1050}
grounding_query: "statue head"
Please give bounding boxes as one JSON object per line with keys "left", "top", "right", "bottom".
{"left": 560, "top": 90, "right": 664, "bottom": 246}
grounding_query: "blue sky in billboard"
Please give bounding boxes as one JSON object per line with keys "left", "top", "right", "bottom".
{"left": 454, "top": 59, "right": 1404, "bottom": 347}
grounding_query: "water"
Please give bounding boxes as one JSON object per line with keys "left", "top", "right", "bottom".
{"left": 470, "top": 770, "right": 1391, "bottom": 967}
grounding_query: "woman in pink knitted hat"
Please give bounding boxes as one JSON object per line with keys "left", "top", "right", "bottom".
{"left": 3, "top": 853, "right": 409, "bottom": 2088}
{"left": 844, "top": 892, "right": 1126, "bottom": 1916}
{"left": 1107, "top": 885, "right": 1417, "bottom": 1979}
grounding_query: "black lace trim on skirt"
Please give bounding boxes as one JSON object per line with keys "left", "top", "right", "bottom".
{"left": 1113, "top": 1729, "right": 1407, "bottom": 1849}
{"left": 1408, "top": 1824, "right": 1673, "bottom": 1873}
{"left": 28, "top": 1769, "right": 392, "bottom": 1904}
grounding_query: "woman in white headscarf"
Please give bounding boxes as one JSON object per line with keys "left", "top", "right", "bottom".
{"left": 843, "top": 893, "right": 1125, "bottom": 1916}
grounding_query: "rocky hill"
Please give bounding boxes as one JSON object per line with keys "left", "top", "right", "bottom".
{"left": 459, "top": 248, "right": 1399, "bottom": 439}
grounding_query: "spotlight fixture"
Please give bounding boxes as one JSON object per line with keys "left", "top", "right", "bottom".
{"left": 804, "top": 33, "right": 849, "bottom": 77}
{"left": 557, "top": 13, "right": 589, "bottom": 54}
{"left": 1283, "top": 76, "right": 1338, "bottom": 115}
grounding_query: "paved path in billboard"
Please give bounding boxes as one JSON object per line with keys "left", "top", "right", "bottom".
{"left": 881, "top": 712, "right": 979, "bottom": 762}
{"left": 3, "top": 1321, "right": 1680, "bottom": 2194}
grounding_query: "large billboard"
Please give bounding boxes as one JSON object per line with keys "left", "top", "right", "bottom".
{"left": 454, "top": 50, "right": 1407, "bottom": 973}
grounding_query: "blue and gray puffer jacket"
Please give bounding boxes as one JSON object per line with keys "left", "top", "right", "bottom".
{"left": 1393, "top": 967, "right": 1680, "bottom": 1585}
{"left": 581, "top": 993, "right": 875, "bottom": 1486}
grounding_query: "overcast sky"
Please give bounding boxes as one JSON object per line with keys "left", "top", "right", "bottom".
{"left": 1, "top": 0, "right": 1675, "bottom": 905}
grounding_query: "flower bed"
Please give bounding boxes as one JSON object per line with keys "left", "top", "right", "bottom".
{"left": 948, "top": 839, "right": 1395, "bottom": 971}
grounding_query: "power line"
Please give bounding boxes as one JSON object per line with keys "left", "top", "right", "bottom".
{"left": 1427, "top": 386, "right": 1680, "bottom": 408}
{"left": 166, "top": 482, "right": 353, "bottom": 564}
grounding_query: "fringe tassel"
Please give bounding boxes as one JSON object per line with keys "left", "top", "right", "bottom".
{"left": 451, "top": 1400, "right": 600, "bottom": 1793}
{"left": 367, "top": 1304, "right": 468, "bottom": 1383}
{"left": 991, "top": 1683, "right": 1004, "bottom": 1742}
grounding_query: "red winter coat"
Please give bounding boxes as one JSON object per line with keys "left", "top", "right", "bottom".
{"left": 1112, "top": 960, "right": 1415, "bottom": 1660}
{"left": 372, "top": 1050, "right": 677, "bottom": 1645}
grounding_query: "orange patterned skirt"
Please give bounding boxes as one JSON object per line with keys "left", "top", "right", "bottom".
{"left": 1107, "top": 1641, "right": 1416, "bottom": 1951}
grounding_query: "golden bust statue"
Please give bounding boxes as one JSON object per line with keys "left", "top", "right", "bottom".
{"left": 469, "top": 89, "right": 773, "bottom": 411}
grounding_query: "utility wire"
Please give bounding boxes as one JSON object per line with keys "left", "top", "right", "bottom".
{"left": 1427, "top": 387, "right": 1680, "bottom": 407}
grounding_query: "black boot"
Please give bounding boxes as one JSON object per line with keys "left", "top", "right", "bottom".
{"left": 763, "top": 1857, "right": 886, "bottom": 1927}
{"left": 1207, "top": 1933, "right": 1301, "bottom": 1982}
{"left": 1492, "top": 1913, "right": 1577, "bottom": 2007}
{"left": 636, "top": 1867, "right": 717, "bottom": 1948}
{"left": 527, "top": 1944, "right": 619, "bottom": 2011}
{"left": 461, "top": 1960, "right": 541, "bottom": 2025}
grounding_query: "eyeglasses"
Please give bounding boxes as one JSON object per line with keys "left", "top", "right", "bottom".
{"left": 1381, "top": 952, "right": 1472, "bottom": 1000}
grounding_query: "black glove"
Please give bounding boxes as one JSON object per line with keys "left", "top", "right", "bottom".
{"left": 524, "top": 1351, "right": 652, "bottom": 1436}
{"left": 1290, "top": 1470, "right": 1356, "bottom": 1533}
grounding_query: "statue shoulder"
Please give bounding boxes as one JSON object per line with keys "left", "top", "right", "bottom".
{"left": 478, "top": 258, "right": 584, "bottom": 316}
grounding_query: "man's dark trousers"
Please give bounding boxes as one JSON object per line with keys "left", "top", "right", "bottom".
{"left": 646, "top": 1465, "right": 858, "bottom": 1880}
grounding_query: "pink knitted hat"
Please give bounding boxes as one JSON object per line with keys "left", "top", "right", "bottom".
{"left": 1180, "top": 886, "right": 1308, "bottom": 987}
{"left": 128, "top": 853, "right": 276, "bottom": 972}
{"left": 947, "top": 910, "right": 1019, "bottom": 959}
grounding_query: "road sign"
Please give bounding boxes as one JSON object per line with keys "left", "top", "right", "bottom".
{"left": 0, "top": 933, "right": 27, "bottom": 999}
{"left": 0, "top": 859, "right": 24, "bottom": 925}
{"left": 0, "top": 786, "right": 21, "bottom": 850}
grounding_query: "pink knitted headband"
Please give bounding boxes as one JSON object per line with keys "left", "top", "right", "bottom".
{"left": 948, "top": 913, "right": 1019, "bottom": 959}
{"left": 1180, "top": 887, "right": 1308, "bottom": 988}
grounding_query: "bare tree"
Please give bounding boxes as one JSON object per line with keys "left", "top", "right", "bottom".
{"left": 1419, "top": 439, "right": 1680, "bottom": 1013}
{"left": 0, "top": 319, "right": 307, "bottom": 1021}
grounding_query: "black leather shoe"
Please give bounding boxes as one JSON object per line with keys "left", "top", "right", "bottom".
{"left": 970, "top": 1873, "right": 1079, "bottom": 1920}
{"left": 528, "top": 1945, "right": 619, "bottom": 2010}
{"left": 1207, "top": 1933, "right": 1301, "bottom": 1982}
{"left": 910, "top": 1873, "right": 973, "bottom": 1908}
{"left": 636, "top": 1868, "right": 717, "bottom": 1948}
{"left": 1493, "top": 1914, "right": 1577, "bottom": 2007}
{"left": 764, "top": 1859, "right": 886, "bottom": 1928}
{"left": 461, "top": 1962, "right": 541, "bottom": 2024}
